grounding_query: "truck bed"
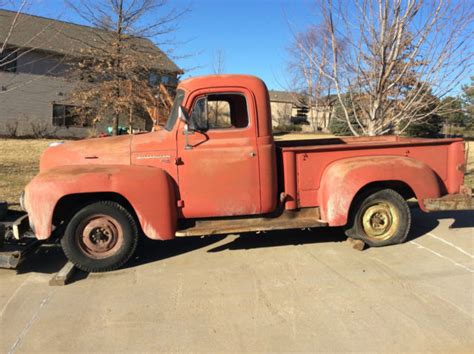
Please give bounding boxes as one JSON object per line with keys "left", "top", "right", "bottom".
{"left": 275, "top": 135, "right": 466, "bottom": 210}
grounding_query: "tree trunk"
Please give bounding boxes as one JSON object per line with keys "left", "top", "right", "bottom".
{"left": 112, "top": 113, "right": 119, "bottom": 136}
{"left": 366, "top": 119, "right": 377, "bottom": 136}
{"left": 111, "top": 0, "right": 124, "bottom": 136}
{"left": 129, "top": 105, "right": 133, "bottom": 134}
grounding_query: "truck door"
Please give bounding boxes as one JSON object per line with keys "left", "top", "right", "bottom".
{"left": 176, "top": 89, "right": 261, "bottom": 218}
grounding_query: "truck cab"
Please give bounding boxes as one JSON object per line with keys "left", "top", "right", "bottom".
{"left": 134, "top": 75, "right": 278, "bottom": 219}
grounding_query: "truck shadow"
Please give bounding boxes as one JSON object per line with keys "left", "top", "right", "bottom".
{"left": 124, "top": 234, "right": 227, "bottom": 269}
{"left": 16, "top": 243, "right": 67, "bottom": 275}
{"left": 123, "top": 228, "right": 350, "bottom": 269}
{"left": 206, "top": 227, "right": 347, "bottom": 253}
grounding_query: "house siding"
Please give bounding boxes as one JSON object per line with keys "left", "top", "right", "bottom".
{"left": 0, "top": 69, "right": 89, "bottom": 137}
{"left": 0, "top": 50, "right": 176, "bottom": 137}
{"left": 270, "top": 93, "right": 333, "bottom": 132}
{"left": 1, "top": 10, "right": 181, "bottom": 138}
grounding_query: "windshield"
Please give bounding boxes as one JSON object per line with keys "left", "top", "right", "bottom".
{"left": 164, "top": 89, "right": 185, "bottom": 131}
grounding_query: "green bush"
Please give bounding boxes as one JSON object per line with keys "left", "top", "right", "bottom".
{"left": 403, "top": 114, "right": 443, "bottom": 138}
{"left": 329, "top": 117, "right": 353, "bottom": 136}
{"left": 273, "top": 123, "right": 303, "bottom": 134}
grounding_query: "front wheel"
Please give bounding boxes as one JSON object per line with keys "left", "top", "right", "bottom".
{"left": 344, "top": 189, "right": 411, "bottom": 247}
{"left": 61, "top": 201, "right": 138, "bottom": 272}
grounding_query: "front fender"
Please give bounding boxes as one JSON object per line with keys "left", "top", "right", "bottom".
{"left": 24, "top": 165, "right": 177, "bottom": 240}
{"left": 318, "top": 156, "right": 442, "bottom": 226}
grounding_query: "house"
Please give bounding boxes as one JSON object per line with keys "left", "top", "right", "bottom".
{"left": 0, "top": 9, "right": 181, "bottom": 138}
{"left": 269, "top": 90, "right": 333, "bottom": 132}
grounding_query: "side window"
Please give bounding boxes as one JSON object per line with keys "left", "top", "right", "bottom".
{"left": 190, "top": 93, "right": 249, "bottom": 131}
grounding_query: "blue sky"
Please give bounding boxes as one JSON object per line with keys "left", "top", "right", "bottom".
{"left": 4, "top": 0, "right": 472, "bottom": 92}
{"left": 5, "top": 0, "right": 319, "bottom": 90}
{"left": 173, "top": 0, "right": 319, "bottom": 89}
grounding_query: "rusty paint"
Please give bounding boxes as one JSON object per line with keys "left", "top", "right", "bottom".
{"left": 24, "top": 164, "right": 177, "bottom": 240}
{"left": 315, "top": 156, "right": 442, "bottom": 226}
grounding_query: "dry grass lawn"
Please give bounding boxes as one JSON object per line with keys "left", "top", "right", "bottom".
{"left": 0, "top": 137, "right": 473, "bottom": 207}
{"left": 0, "top": 139, "right": 55, "bottom": 207}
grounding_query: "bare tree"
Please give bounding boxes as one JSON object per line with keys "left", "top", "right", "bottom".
{"left": 296, "top": 0, "right": 473, "bottom": 136}
{"left": 67, "top": 0, "right": 188, "bottom": 135}
{"left": 288, "top": 25, "right": 336, "bottom": 131}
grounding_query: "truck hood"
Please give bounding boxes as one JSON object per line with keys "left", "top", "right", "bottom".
{"left": 40, "top": 134, "right": 132, "bottom": 172}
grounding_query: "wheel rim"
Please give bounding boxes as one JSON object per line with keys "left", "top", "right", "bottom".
{"left": 361, "top": 201, "right": 400, "bottom": 241}
{"left": 75, "top": 214, "right": 124, "bottom": 259}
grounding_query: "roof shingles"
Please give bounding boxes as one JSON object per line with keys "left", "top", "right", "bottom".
{"left": 0, "top": 9, "right": 181, "bottom": 73}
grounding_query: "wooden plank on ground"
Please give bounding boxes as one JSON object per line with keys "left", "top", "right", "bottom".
{"left": 346, "top": 238, "right": 366, "bottom": 251}
{"left": 49, "top": 261, "right": 76, "bottom": 286}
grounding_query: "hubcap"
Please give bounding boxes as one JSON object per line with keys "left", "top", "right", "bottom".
{"left": 361, "top": 202, "right": 399, "bottom": 241}
{"left": 76, "top": 215, "right": 124, "bottom": 259}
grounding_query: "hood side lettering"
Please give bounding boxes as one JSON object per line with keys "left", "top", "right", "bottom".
{"left": 136, "top": 154, "right": 171, "bottom": 160}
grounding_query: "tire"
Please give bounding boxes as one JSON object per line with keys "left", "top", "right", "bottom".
{"left": 344, "top": 189, "right": 411, "bottom": 247}
{"left": 61, "top": 201, "right": 138, "bottom": 272}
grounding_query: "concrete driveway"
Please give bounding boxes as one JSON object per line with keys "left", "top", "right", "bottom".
{"left": 1, "top": 207, "right": 473, "bottom": 353}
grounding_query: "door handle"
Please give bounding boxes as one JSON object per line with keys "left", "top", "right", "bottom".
{"left": 249, "top": 152, "right": 256, "bottom": 157}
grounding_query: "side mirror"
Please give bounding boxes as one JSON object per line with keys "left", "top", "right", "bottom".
{"left": 179, "top": 105, "right": 200, "bottom": 132}
{"left": 178, "top": 106, "right": 189, "bottom": 125}
{"left": 179, "top": 106, "right": 194, "bottom": 150}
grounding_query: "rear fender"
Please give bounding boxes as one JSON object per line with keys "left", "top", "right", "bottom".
{"left": 318, "top": 156, "right": 442, "bottom": 226}
{"left": 24, "top": 165, "right": 177, "bottom": 240}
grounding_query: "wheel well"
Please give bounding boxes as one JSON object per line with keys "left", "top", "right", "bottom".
{"left": 354, "top": 180, "right": 415, "bottom": 202}
{"left": 346, "top": 180, "right": 415, "bottom": 225}
{"left": 53, "top": 192, "right": 139, "bottom": 230}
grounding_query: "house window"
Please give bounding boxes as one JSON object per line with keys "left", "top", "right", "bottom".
{"left": 149, "top": 72, "right": 159, "bottom": 86}
{"left": 148, "top": 73, "right": 171, "bottom": 86}
{"left": 52, "top": 104, "right": 91, "bottom": 127}
{"left": 190, "top": 93, "right": 249, "bottom": 131}
{"left": 161, "top": 75, "right": 170, "bottom": 85}
{"left": 0, "top": 48, "right": 17, "bottom": 72}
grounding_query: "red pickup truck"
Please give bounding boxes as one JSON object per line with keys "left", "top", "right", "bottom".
{"left": 22, "top": 75, "right": 472, "bottom": 272}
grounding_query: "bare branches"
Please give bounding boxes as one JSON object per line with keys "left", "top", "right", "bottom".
{"left": 287, "top": 25, "right": 336, "bottom": 131}
{"left": 66, "top": 0, "right": 189, "bottom": 45}
{"left": 0, "top": 0, "right": 27, "bottom": 55}
{"left": 212, "top": 49, "right": 226, "bottom": 74}
{"left": 67, "top": 0, "right": 187, "bottom": 135}
{"left": 293, "top": 0, "right": 473, "bottom": 136}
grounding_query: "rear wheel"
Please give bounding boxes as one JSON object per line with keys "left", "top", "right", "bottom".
{"left": 61, "top": 201, "right": 138, "bottom": 272}
{"left": 345, "top": 189, "right": 411, "bottom": 247}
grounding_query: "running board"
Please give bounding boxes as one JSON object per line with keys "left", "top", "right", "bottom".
{"left": 176, "top": 207, "right": 327, "bottom": 237}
